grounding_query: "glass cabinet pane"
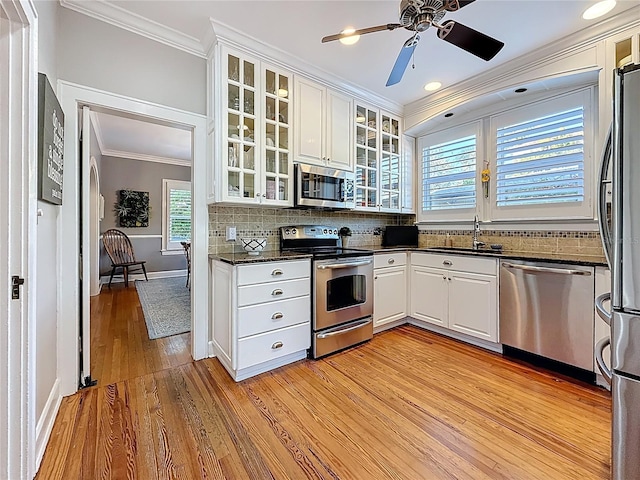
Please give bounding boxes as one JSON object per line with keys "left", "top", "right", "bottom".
{"left": 279, "top": 102, "right": 288, "bottom": 124}
{"left": 279, "top": 126, "right": 288, "bottom": 149}
{"left": 243, "top": 89, "right": 254, "bottom": 115}
{"left": 266, "top": 96, "right": 276, "bottom": 121}
{"left": 243, "top": 173, "right": 255, "bottom": 198}
{"left": 278, "top": 76, "right": 289, "bottom": 99}
{"left": 228, "top": 171, "right": 240, "bottom": 197}
{"left": 279, "top": 178, "right": 288, "bottom": 201}
{"left": 243, "top": 61, "right": 254, "bottom": 86}
{"left": 279, "top": 153, "right": 288, "bottom": 174}
{"left": 228, "top": 55, "right": 240, "bottom": 81}
{"left": 228, "top": 84, "right": 240, "bottom": 110}
{"left": 243, "top": 145, "right": 255, "bottom": 170}
{"left": 265, "top": 150, "right": 276, "bottom": 174}
{"left": 266, "top": 70, "right": 276, "bottom": 95}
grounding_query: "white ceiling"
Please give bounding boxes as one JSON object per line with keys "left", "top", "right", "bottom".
{"left": 77, "top": 0, "right": 638, "bottom": 162}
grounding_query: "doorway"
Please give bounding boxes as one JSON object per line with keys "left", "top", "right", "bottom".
{"left": 58, "top": 82, "right": 208, "bottom": 397}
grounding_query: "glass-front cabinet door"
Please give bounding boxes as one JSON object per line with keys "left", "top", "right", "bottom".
{"left": 355, "top": 104, "right": 378, "bottom": 210}
{"left": 379, "top": 114, "right": 400, "bottom": 211}
{"left": 262, "top": 66, "right": 291, "bottom": 205}
{"left": 226, "top": 53, "right": 257, "bottom": 201}
{"left": 220, "top": 46, "right": 293, "bottom": 206}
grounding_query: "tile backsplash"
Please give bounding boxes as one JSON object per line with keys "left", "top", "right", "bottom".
{"left": 208, "top": 205, "right": 606, "bottom": 259}
{"left": 208, "top": 205, "right": 414, "bottom": 254}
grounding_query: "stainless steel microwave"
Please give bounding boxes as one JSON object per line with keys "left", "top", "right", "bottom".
{"left": 294, "top": 163, "right": 355, "bottom": 209}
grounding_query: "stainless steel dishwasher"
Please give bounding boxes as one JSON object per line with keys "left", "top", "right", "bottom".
{"left": 499, "top": 260, "right": 594, "bottom": 371}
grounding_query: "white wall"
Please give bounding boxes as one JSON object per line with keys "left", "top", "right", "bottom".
{"left": 57, "top": 8, "right": 206, "bottom": 114}
{"left": 33, "top": 0, "right": 62, "bottom": 466}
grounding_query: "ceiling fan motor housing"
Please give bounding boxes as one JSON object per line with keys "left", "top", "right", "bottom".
{"left": 399, "top": 0, "right": 446, "bottom": 31}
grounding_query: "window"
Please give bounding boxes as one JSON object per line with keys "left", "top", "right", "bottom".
{"left": 490, "top": 89, "right": 593, "bottom": 220}
{"left": 162, "top": 179, "right": 191, "bottom": 252}
{"left": 417, "top": 87, "right": 594, "bottom": 223}
{"left": 418, "top": 122, "right": 480, "bottom": 220}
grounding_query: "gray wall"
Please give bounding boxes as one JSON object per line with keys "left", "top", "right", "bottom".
{"left": 57, "top": 8, "right": 206, "bottom": 115}
{"left": 34, "top": 0, "right": 60, "bottom": 427}
{"left": 100, "top": 156, "right": 191, "bottom": 273}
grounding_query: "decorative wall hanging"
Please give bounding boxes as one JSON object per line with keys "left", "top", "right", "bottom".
{"left": 37, "top": 73, "right": 65, "bottom": 205}
{"left": 115, "top": 190, "right": 150, "bottom": 227}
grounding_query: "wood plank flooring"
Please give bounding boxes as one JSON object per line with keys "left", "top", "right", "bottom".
{"left": 38, "top": 286, "right": 611, "bottom": 479}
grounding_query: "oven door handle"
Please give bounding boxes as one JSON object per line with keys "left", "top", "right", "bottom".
{"left": 316, "top": 318, "right": 372, "bottom": 339}
{"left": 317, "top": 259, "right": 372, "bottom": 270}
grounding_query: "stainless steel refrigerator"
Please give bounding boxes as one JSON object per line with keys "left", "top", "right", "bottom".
{"left": 596, "top": 63, "right": 640, "bottom": 480}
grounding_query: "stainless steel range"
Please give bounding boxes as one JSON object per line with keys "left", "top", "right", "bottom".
{"left": 280, "top": 225, "right": 373, "bottom": 358}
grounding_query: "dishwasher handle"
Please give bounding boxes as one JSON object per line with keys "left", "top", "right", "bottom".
{"left": 501, "top": 262, "right": 592, "bottom": 276}
{"left": 595, "top": 337, "right": 612, "bottom": 385}
{"left": 595, "top": 292, "right": 612, "bottom": 326}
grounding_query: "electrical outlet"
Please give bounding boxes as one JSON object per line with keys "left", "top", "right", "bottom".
{"left": 226, "top": 226, "right": 236, "bottom": 241}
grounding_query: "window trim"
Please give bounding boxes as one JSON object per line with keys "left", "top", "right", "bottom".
{"left": 162, "top": 179, "right": 192, "bottom": 252}
{"left": 417, "top": 121, "right": 483, "bottom": 222}
{"left": 488, "top": 87, "right": 594, "bottom": 221}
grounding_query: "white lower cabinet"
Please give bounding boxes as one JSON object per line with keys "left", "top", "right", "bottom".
{"left": 211, "top": 258, "right": 311, "bottom": 381}
{"left": 409, "top": 253, "right": 498, "bottom": 343}
{"left": 373, "top": 253, "right": 407, "bottom": 330}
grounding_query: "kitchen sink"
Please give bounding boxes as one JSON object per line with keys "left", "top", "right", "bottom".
{"left": 426, "top": 246, "right": 504, "bottom": 255}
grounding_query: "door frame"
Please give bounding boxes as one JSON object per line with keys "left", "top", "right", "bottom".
{"left": 0, "top": 0, "right": 37, "bottom": 477}
{"left": 88, "top": 155, "right": 101, "bottom": 296}
{"left": 58, "top": 82, "right": 209, "bottom": 396}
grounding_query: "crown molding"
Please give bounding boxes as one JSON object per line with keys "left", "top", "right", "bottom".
{"left": 102, "top": 149, "right": 191, "bottom": 167}
{"left": 59, "top": 0, "right": 207, "bottom": 58}
{"left": 404, "top": 6, "right": 640, "bottom": 129}
{"left": 209, "top": 19, "right": 403, "bottom": 115}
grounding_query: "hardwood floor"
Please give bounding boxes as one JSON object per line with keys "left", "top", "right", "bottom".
{"left": 38, "top": 283, "right": 612, "bottom": 480}
{"left": 89, "top": 283, "right": 192, "bottom": 386}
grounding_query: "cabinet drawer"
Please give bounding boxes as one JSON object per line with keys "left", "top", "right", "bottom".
{"left": 374, "top": 252, "right": 407, "bottom": 269}
{"left": 237, "top": 259, "right": 310, "bottom": 286}
{"left": 238, "top": 277, "right": 310, "bottom": 307}
{"left": 238, "top": 322, "right": 310, "bottom": 369}
{"left": 238, "top": 296, "right": 310, "bottom": 338}
{"left": 411, "top": 252, "right": 496, "bottom": 276}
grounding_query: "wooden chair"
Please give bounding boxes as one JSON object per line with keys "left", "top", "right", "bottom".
{"left": 102, "top": 229, "right": 148, "bottom": 288}
{"left": 181, "top": 241, "right": 191, "bottom": 289}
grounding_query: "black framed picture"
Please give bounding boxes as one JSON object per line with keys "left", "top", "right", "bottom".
{"left": 115, "top": 190, "right": 150, "bottom": 227}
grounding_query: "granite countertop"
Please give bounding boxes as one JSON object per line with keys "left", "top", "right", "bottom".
{"left": 357, "top": 246, "right": 608, "bottom": 267}
{"left": 209, "top": 250, "right": 312, "bottom": 265}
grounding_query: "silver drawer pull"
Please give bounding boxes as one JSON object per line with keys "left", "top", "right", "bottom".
{"left": 272, "top": 341, "right": 283, "bottom": 349}
{"left": 271, "top": 312, "right": 284, "bottom": 320}
{"left": 271, "top": 269, "right": 284, "bottom": 276}
{"left": 442, "top": 260, "right": 453, "bottom": 266}
{"left": 388, "top": 258, "right": 395, "bottom": 264}
{"left": 272, "top": 289, "right": 283, "bottom": 296}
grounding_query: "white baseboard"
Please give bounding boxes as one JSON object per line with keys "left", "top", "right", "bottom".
{"left": 35, "top": 379, "right": 61, "bottom": 469}
{"left": 100, "top": 269, "right": 187, "bottom": 285}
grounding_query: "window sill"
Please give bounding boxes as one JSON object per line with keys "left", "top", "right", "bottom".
{"left": 161, "top": 249, "right": 185, "bottom": 256}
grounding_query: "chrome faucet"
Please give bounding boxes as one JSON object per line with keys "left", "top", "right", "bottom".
{"left": 472, "top": 215, "right": 486, "bottom": 250}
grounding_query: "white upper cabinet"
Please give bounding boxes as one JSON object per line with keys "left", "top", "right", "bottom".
{"left": 294, "top": 77, "right": 353, "bottom": 171}
{"left": 213, "top": 46, "right": 293, "bottom": 206}
{"left": 354, "top": 103, "right": 403, "bottom": 212}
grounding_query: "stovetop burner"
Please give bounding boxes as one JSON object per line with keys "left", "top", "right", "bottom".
{"left": 280, "top": 225, "right": 371, "bottom": 259}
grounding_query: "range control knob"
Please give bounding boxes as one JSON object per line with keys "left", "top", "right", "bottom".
{"left": 284, "top": 229, "right": 290, "bottom": 235}
{"left": 323, "top": 229, "right": 327, "bottom": 234}
{"left": 333, "top": 229, "right": 338, "bottom": 235}
{"left": 292, "top": 228, "right": 297, "bottom": 235}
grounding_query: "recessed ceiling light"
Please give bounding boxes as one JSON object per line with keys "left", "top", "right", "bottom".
{"left": 339, "top": 27, "right": 360, "bottom": 45}
{"left": 444, "top": 113, "right": 454, "bottom": 118}
{"left": 424, "top": 81, "right": 442, "bottom": 91}
{"left": 582, "top": 0, "right": 616, "bottom": 20}
{"left": 514, "top": 88, "right": 528, "bottom": 93}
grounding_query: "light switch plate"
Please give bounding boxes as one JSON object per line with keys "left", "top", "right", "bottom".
{"left": 226, "top": 226, "right": 236, "bottom": 241}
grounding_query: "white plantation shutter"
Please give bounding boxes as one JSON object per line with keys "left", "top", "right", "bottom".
{"left": 496, "top": 106, "right": 585, "bottom": 207}
{"left": 162, "top": 179, "right": 191, "bottom": 251}
{"left": 422, "top": 134, "right": 476, "bottom": 211}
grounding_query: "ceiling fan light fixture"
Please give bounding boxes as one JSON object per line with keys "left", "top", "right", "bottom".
{"left": 424, "top": 81, "right": 442, "bottom": 91}
{"left": 339, "top": 27, "right": 360, "bottom": 45}
{"left": 582, "top": 0, "right": 616, "bottom": 20}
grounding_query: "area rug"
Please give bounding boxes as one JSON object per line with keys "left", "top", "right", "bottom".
{"left": 135, "top": 276, "right": 190, "bottom": 340}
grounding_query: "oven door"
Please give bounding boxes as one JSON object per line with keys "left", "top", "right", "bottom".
{"left": 314, "top": 257, "right": 373, "bottom": 330}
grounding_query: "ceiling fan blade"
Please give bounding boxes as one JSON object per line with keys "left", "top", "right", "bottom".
{"left": 443, "top": 0, "right": 476, "bottom": 12}
{"left": 386, "top": 35, "right": 420, "bottom": 87}
{"left": 322, "top": 23, "right": 404, "bottom": 43}
{"left": 437, "top": 20, "right": 504, "bottom": 61}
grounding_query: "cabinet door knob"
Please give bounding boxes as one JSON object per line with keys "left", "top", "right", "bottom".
{"left": 388, "top": 258, "right": 395, "bottom": 264}
{"left": 327, "top": 157, "right": 330, "bottom": 162}
{"left": 272, "top": 312, "right": 284, "bottom": 320}
{"left": 442, "top": 275, "right": 447, "bottom": 280}
{"left": 272, "top": 341, "right": 284, "bottom": 349}
{"left": 443, "top": 260, "right": 453, "bottom": 266}
{"left": 448, "top": 277, "right": 452, "bottom": 281}
{"left": 272, "top": 289, "right": 283, "bottom": 296}
{"left": 374, "top": 276, "right": 378, "bottom": 280}
{"left": 271, "top": 269, "right": 284, "bottom": 276}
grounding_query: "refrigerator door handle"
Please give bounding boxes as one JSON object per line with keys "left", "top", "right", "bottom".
{"left": 595, "top": 337, "right": 612, "bottom": 385}
{"left": 595, "top": 292, "right": 612, "bottom": 326}
{"left": 597, "top": 125, "right": 613, "bottom": 268}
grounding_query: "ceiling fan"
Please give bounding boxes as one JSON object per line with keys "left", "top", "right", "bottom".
{"left": 321, "top": 0, "right": 505, "bottom": 87}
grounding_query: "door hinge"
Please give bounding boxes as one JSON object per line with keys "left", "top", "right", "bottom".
{"left": 11, "top": 276, "right": 25, "bottom": 300}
